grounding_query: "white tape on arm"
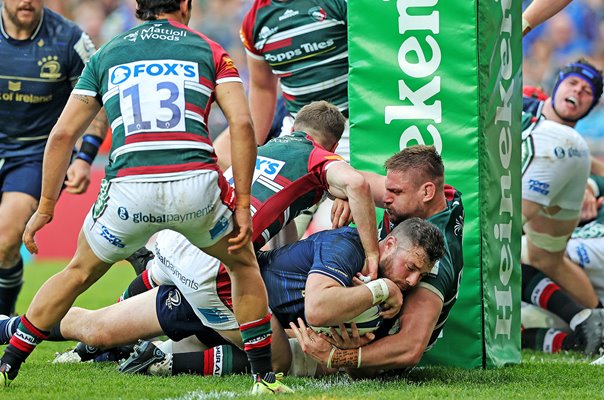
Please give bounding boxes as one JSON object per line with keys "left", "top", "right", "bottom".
{"left": 365, "top": 279, "right": 389, "bottom": 305}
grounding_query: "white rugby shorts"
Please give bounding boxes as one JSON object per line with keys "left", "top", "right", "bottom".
{"left": 522, "top": 120, "right": 590, "bottom": 212}
{"left": 83, "top": 171, "right": 234, "bottom": 264}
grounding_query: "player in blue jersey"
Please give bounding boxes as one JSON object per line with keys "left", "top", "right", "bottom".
{"left": 290, "top": 145, "right": 465, "bottom": 376}
{"left": 14, "top": 218, "right": 442, "bottom": 377}
{"left": 0, "top": 0, "right": 106, "bottom": 315}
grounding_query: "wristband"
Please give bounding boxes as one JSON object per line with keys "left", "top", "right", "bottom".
{"left": 522, "top": 17, "right": 532, "bottom": 36}
{"left": 587, "top": 177, "right": 600, "bottom": 198}
{"left": 326, "top": 346, "right": 337, "bottom": 369}
{"left": 38, "top": 195, "right": 57, "bottom": 216}
{"left": 75, "top": 134, "right": 102, "bottom": 165}
{"left": 366, "top": 278, "right": 389, "bottom": 305}
{"left": 357, "top": 347, "right": 362, "bottom": 368}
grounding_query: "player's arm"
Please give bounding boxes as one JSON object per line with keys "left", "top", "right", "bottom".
{"left": 522, "top": 0, "right": 572, "bottom": 35}
{"left": 304, "top": 273, "right": 402, "bottom": 327}
{"left": 215, "top": 81, "right": 256, "bottom": 251}
{"left": 247, "top": 55, "right": 279, "bottom": 145}
{"left": 326, "top": 163, "right": 380, "bottom": 279}
{"left": 22, "top": 94, "right": 102, "bottom": 253}
{"left": 65, "top": 108, "right": 109, "bottom": 194}
{"left": 359, "top": 170, "right": 387, "bottom": 208}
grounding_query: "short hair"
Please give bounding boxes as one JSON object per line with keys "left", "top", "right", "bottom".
{"left": 293, "top": 101, "right": 346, "bottom": 144}
{"left": 389, "top": 217, "right": 445, "bottom": 266}
{"left": 136, "top": 0, "right": 191, "bottom": 20}
{"left": 385, "top": 145, "right": 444, "bottom": 187}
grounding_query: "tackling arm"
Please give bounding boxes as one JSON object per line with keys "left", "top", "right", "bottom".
{"left": 304, "top": 273, "right": 401, "bottom": 327}
{"left": 326, "top": 163, "right": 380, "bottom": 279}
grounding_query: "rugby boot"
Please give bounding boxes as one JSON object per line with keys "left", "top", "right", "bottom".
{"left": 251, "top": 372, "right": 294, "bottom": 394}
{"left": 119, "top": 340, "right": 166, "bottom": 374}
{"left": 575, "top": 309, "right": 604, "bottom": 355}
{"left": 0, "top": 362, "right": 16, "bottom": 387}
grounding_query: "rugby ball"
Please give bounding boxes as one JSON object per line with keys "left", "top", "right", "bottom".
{"left": 310, "top": 305, "right": 382, "bottom": 336}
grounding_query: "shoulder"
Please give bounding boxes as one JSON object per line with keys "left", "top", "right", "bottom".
{"left": 42, "top": 8, "right": 83, "bottom": 38}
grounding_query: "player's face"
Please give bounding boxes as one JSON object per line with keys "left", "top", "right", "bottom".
{"left": 2, "top": 0, "right": 43, "bottom": 31}
{"left": 380, "top": 241, "right": 432, "bottom": 292}
{"left": 553, "top": 76, "right": 594, "bottom": 121}
{"left": 383, "top": 170, "right": 427, "bottom": 223}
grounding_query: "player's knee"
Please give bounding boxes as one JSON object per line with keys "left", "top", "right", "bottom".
{"left": 0, "top": 232, "right": 24, "bottom": 264}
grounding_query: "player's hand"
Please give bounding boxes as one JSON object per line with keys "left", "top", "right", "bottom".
{"left": 331, "top": 198, "right": 353, "bottom": 228}
{"left": 380, "top": 278, "right": 403, "bottom": 319}
{"left": 65, "top": 158, "right": 91, "bottom": 194}
{"left": 289, "top": 318, "right": 333, "bottom": 365}
{"left": 22, "top": 211, "right": 53, "bottom": 254}
{"left": 228, "top": 206, "right": 253, "bottom": 253}
{"left": 581, "top": 187, "right": 602, "bottom": 223}
{"left": 325, "top": 322, "right": 375, "bottom": 350}
{"left": 360, "top": 253, "right": 379, "bottom": 281}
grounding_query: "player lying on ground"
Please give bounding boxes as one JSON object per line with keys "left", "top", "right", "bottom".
{"left": 1, "top": 219, "right": 444, "bottom": 377}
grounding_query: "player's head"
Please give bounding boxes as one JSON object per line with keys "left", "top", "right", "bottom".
{"left": 379, "top": 217, "right": 444, "bottom": 291}
{"left": 136, "top": 0, "right": 192, "bottom": 22}
{"left": 1, "top": 0, "right": 44, "bottom": 33}
{"left": 550, "top": 58, "right": 603, "bottom": 123}
{"left": 383, "top": 145, "right": 444, "bottom": 223}
{"left": 293, "top": 101, "right": 346, "bottom": 152}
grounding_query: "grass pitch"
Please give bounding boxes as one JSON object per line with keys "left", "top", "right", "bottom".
{"left": 1, "top": 261, "right": 602, "bottom": 399}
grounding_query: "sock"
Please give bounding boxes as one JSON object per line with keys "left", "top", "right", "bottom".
{"left": 1, "top": 315, "right": 49, "bottom": 377}
{"left": 522, "top": 263, "right": 583, "bottom": 323}
{"left": 172, "top": 345, "right": 250, "bottom": 376}
{"left": 118, "top": 270, "right": 155, "bottom": 302}
{"left": 522, "top": 328, "right": 583, "bottom": 353}
{"left": 0, "top": 316, "right": 20, "bottom": 344}
{"left": 125, "top": 247, "right": 154, "bottom": 275}
{"left": 0, "top": 258, "right": 23, "bottom": 315}
{"left": 240, "top": 314, "right": 273, "bottom": 377}
{"left": 47, "top": 324, "right": 64, "bottom": 341}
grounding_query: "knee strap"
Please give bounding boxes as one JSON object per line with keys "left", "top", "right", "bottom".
{"left": 524, "top": 224, "right": 570, "bottom": 252}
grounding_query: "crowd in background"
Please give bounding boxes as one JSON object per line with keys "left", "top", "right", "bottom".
{"left": 44, "top": 0, "right": 604, "bottom": 152}
{"left": 524, "top": 0, "right": 604, "bottom": 151}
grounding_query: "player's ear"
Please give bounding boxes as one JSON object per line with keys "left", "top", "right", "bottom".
{"left": 423, "top": 182, "right": 436, "bottom": 202}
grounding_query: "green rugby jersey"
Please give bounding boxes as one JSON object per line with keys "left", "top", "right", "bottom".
{"left": 241, "top": 0, "right": 348, "bottom": 117}
{"left": 224, "top": 131, "right": 346, "bottom": 250}
{"left": 377, "top": 186, "right": 464, "bottom": 348}
{"left": 74, "top": 19, "right": 241, "bottom": 181}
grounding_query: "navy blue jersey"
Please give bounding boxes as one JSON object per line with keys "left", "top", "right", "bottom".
{"left": 257, "top": 226, "right": 365, "bottom": 327}
{"left": 0, "top": 7, "right": 95, "bottom": 158}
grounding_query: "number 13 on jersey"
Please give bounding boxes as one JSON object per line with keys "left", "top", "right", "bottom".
{"left": 108, "top": 60, "right": 199, "bottom": 135}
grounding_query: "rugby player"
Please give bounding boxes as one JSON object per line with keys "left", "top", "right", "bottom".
{"left": 0, "top": 0, "right": 290, "bottom": 394}
{"left": 0, "top": 0, "right": 106, "bottom": 315}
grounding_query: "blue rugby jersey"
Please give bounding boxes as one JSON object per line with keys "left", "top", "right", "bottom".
{"left": 257, "top": 226, "right": 365, "bottom": 327}
{"left": 0, "top": 7, "right": 95, "bottom": 158}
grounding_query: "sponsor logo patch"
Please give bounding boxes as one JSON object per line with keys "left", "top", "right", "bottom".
{"left": 528, "top": 179, "right": 550, "bottom": 195}
{"left": 117, "top": 207, "right": 129, "bottom": 220}
{"left": 308, "top": 6, "right": 327, "bottom": 21}
{"left": 100, "top": 225, "right": 125, "bottom": 248}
